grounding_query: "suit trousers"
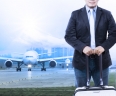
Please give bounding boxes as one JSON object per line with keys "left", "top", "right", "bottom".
{"left": 74, "top": 58, "right": 109, "bottom": 87}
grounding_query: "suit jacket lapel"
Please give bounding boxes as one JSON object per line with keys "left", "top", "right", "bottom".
{"left": 81, "top": 7, "right": 90, "bottom": 32}
{"left": 95, "top": 7, "right": 102, "bottom": 31}
{"left": 81, "top": 7, "right": 102, "bottom": 33}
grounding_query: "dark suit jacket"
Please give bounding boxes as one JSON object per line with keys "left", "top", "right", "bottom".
{"left": 65, "top": 6, "right": 116, "bottom": 70}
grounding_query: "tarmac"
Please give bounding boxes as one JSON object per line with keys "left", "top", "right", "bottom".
{"left": 0, "top": 67, "right": 75, "bottom": 88}
{"left": 0, "top": 67, "right": 116, "bottom": 88}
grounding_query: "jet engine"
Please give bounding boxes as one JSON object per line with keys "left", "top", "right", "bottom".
{"left": 49, "top": 60, "right": 57, "bottom": 68}
{"left": 4, "top": 60, "right": 13, "bottom": 68}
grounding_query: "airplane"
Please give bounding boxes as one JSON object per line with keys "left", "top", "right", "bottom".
{"left": 0, "top": 50, "right": 72, "bottom": 71}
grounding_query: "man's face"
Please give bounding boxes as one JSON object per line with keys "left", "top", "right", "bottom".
{"left": 85, "top": 0, "right": 99, "bottom": 8}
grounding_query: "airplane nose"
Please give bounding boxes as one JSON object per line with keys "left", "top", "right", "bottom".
{"left": 24, "top": 58, "right": 36, "bottom": 65}
{"left": 28, "top": 60, "right": 32, "bottom": 64}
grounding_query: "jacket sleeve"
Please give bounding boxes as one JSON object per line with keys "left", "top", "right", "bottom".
{"left": 101, "top": 11, "right": 116, "bottom": 51}
{"left": 64, "top": 11, "right": 86, "bottom": 54}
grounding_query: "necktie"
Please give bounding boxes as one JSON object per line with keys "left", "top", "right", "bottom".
{"left": 89, "top": 9, "right": 95, "bottom": 49}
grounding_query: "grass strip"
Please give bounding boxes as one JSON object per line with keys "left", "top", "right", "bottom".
{"left": 0, "top": 72, "right": 115, "bottom": 96}
{"left": 0, "top": 87, "right": 75, "bottom": 96}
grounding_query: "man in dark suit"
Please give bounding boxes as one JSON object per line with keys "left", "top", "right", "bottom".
{"left": 64, "top": 0, "right": 116, "bottom": 87}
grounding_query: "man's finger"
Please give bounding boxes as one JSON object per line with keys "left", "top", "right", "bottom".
{"left": 92, "top": 49, "right": 95, "bottom": 54}
{"left": 98, "top": 52, "right": 101, "bottom": 56}
{"left": 86, "top": 53, "right": 89, "bottom": 56}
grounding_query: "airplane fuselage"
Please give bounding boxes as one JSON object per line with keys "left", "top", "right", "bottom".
{"left": 22, "top": 50, "right": 38, "bottom": 66}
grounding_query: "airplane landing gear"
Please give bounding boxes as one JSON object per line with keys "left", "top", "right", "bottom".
{"left": 28, "top": 68, "right": 31, "bottom": 71}
{"left": 41, "top": 68, "right": 46, "bottom": 71}
{"left": 16, "top": 68, "right": 21, "bottom": 71}
{"left": 41, "top": 62, "right": 46, "bottom": 71}
{"left": 16, "top": 62, "right": 22, "bottom": 71}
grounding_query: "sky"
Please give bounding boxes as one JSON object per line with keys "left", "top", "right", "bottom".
{"left": 0, "top": 0, "right": 116, "bottom": 60}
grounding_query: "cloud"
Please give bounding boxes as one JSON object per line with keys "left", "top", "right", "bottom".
{"left": 0, "top": 0, "right": 116, "bottom": 60}
{"left": 11, "top": 32, "right": 70, "bottom": 48}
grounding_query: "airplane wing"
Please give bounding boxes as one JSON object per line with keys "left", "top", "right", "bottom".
{"left": 38, "top": 56, "right": 73, "bottom": 62}
{"left": 0, "top": 57, "right": 22, "bottom": 62}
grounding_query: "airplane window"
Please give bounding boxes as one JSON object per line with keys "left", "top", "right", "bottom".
{"left": 26, "top": 56, "right": 33, "bottom": 58}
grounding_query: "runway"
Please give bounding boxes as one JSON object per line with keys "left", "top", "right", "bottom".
{"left": 0, "top": 68, "right": 75, "bottom": 88}
{"left": 0, "top": 67, "right": 115, "bottom": 88}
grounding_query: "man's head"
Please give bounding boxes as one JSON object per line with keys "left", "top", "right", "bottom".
{"left": 85, "top": 0, "right": 99, "bottom": 8}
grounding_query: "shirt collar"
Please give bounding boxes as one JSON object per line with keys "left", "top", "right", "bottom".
{"left": 85, "top": 5, "right": 97, "bottom": 13}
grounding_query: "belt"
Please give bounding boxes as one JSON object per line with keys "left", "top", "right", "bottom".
{"left": 89, "top": 54, "right": 95, "bottom": 59}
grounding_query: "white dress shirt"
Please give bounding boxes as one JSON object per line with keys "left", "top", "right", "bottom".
{"left": 86, "top": 5, "right": 97, "bottom": 49}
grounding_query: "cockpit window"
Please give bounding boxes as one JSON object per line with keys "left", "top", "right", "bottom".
{"left": 26, "top": 56, "right": 33, "bottom": 58}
